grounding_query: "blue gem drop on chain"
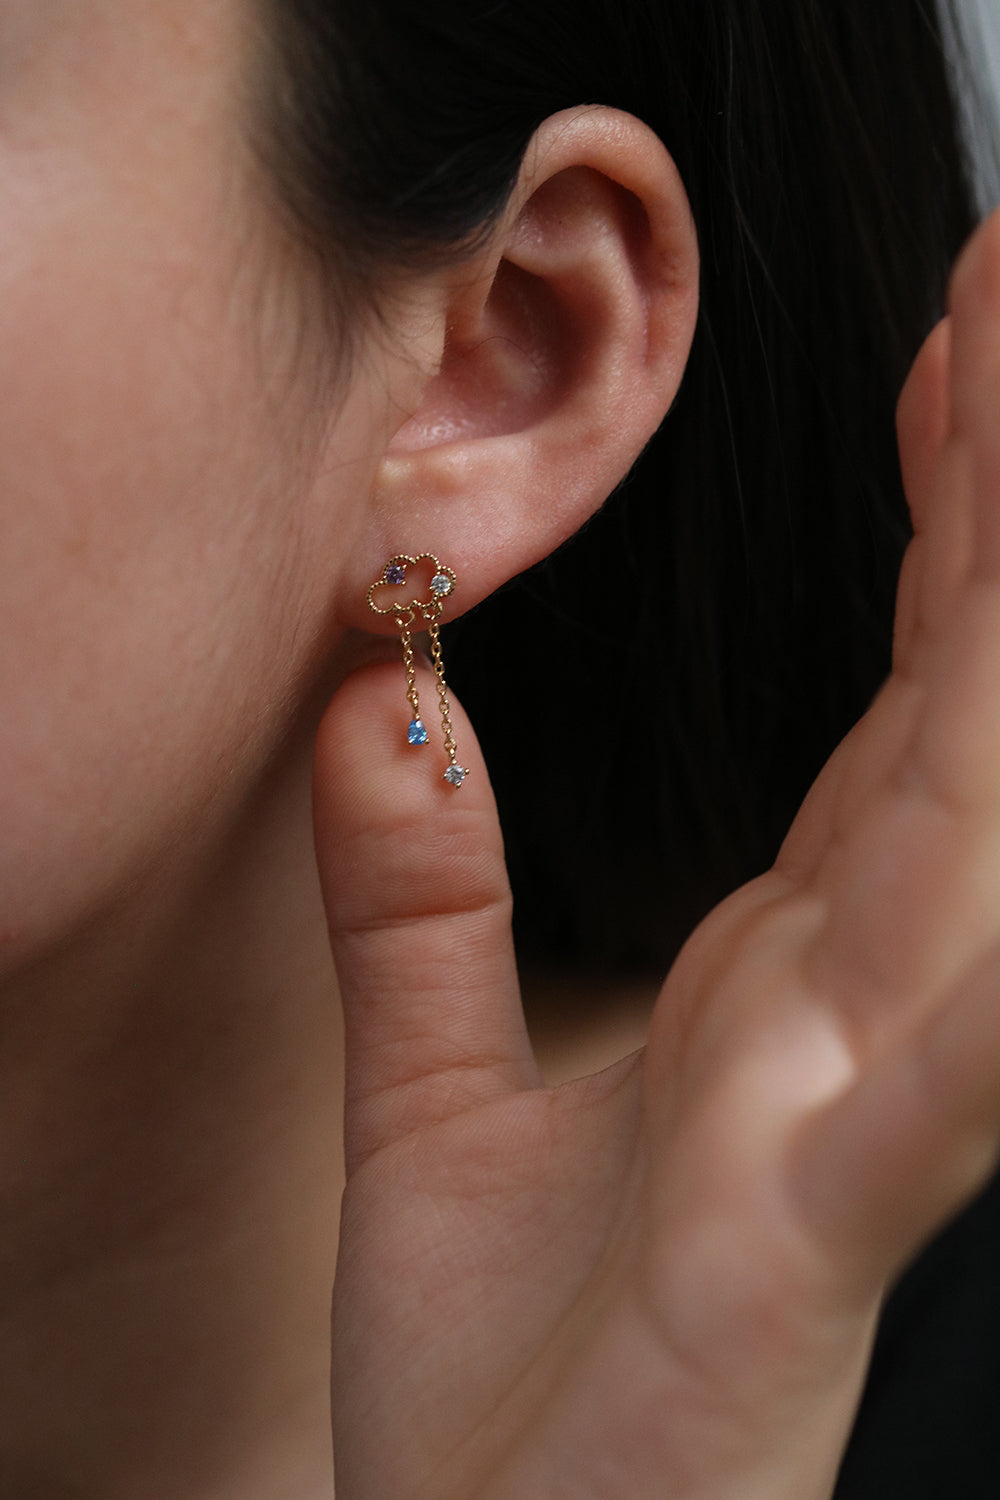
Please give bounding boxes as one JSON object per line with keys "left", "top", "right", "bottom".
{"left": 366, "top": 553, "right": 468, "bottom": 788}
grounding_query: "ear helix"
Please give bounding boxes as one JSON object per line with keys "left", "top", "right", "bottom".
{"left": 366, "top": 554, "right": 469, "bottom": 788}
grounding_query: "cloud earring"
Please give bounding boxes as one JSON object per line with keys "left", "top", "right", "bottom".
{"left": 367, "top": 554, "right": 469, "bottom": 788}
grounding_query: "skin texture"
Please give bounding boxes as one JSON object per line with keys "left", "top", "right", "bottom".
{"left": 4, "top": 1, "right": 1000, "bottom": 1497}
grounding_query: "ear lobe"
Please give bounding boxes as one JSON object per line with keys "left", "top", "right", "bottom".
{"left": 356, "top": 106, "right": 698, "bottom": 627}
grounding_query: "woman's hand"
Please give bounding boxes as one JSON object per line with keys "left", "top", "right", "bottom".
{"left": 314, "top": 208, "right": 1000, "bottom": 1500}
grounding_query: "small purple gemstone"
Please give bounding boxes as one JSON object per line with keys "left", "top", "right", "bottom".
{"left": 386, "top": 565, "right": 406, "bottom": 586}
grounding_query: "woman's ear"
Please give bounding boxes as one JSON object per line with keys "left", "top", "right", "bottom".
{"left": 345, "top": 105, "right": 698, "bottom": 626}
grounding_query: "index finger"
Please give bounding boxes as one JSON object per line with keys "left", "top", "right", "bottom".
{"left": 314, "top": 659, "right": 539, "bottom": 1173}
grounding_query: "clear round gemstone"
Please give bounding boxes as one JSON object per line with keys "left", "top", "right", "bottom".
{"left": 443, "top": 765, "right": 467, "bottom": 787}
{"left": 430, "top": 574, "right": 453, "bottom": 597}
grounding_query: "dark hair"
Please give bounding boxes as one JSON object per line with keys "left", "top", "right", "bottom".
{"left": 264, "top": 0, "right": 978, "bottom": 973}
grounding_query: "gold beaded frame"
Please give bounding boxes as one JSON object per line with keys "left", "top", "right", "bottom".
{"left": 366, "top": 553, "right": 457, "bottom": 615}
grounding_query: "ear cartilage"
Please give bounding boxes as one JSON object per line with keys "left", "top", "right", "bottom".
{"left": 366, "top": 554, "right": 468, "bottom": 789}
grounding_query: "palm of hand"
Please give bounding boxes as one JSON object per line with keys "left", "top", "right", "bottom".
{"left": 317, "top": 214, "right": 1000, "bottom": 1499}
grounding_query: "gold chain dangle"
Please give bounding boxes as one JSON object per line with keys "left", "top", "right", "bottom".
{"left": 366, "top": 553, "right": 469, "bottom": 788}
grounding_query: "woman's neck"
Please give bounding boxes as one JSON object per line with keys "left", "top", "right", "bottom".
{"left": 0, "top": 726, "right": 343, "bottom": 1498}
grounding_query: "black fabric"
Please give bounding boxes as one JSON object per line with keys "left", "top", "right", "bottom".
{"left": 834, "top": 1166, "right": 1000, "bottom": 1497}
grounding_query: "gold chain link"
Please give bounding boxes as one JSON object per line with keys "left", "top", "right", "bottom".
{"left": 426, "top": 611, "right": 459, "bottom": 765}
{"left": 396, "top": 608, "right": 421, "bottom": 722}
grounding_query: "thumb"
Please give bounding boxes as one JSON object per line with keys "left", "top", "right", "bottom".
{"left": 314, "top": 655, "right": 540, "bottom": 1174}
